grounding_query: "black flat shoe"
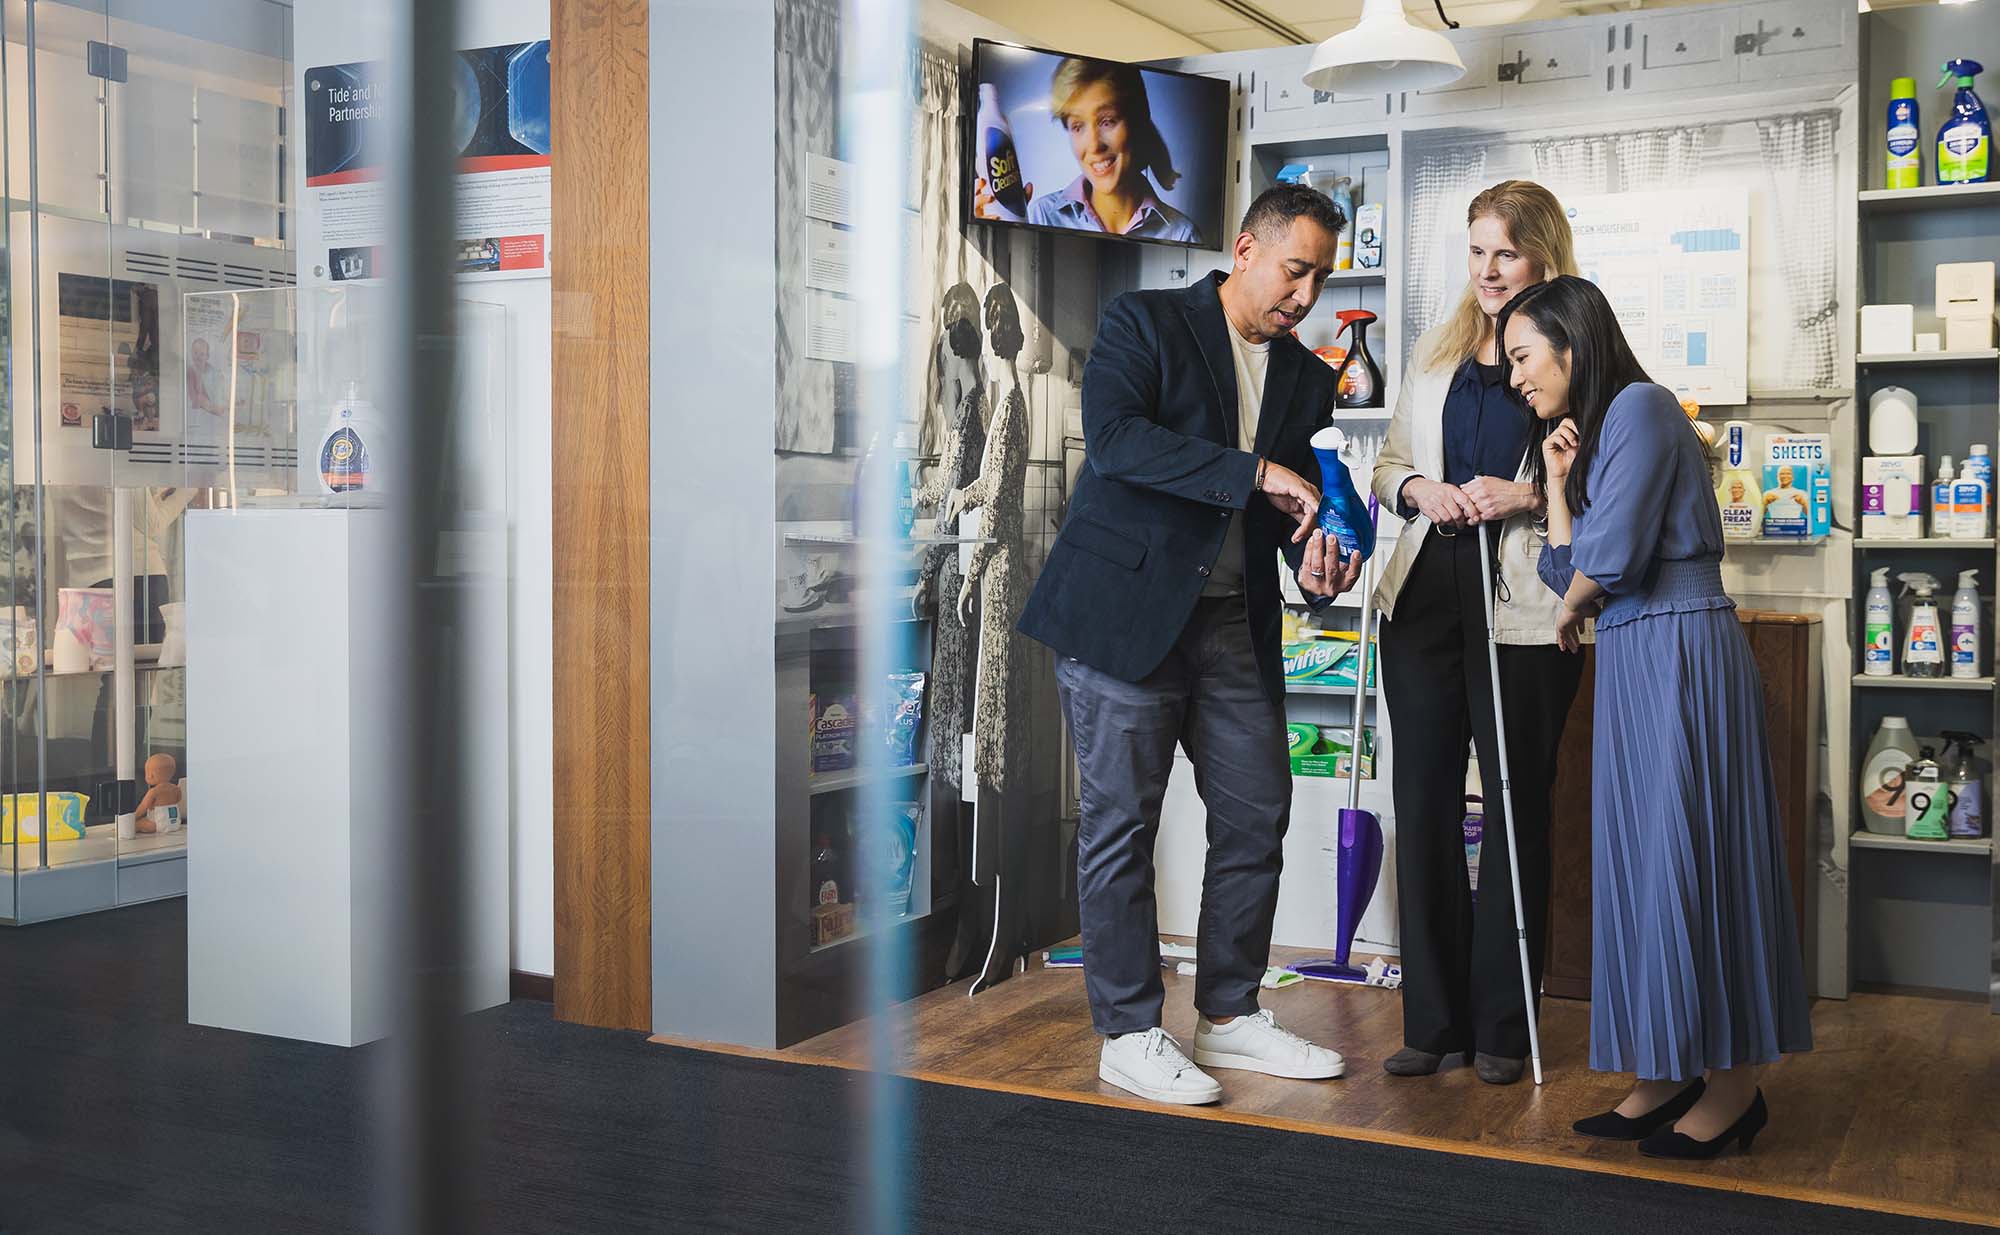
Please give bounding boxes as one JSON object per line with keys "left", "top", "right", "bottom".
{"left": 1383, "top": 1047, "right": 1445, "bottom": 1076}
{"left": 1573, "top": 1078, "right": 1706, "bottom": 1140}
{"left": 1474, "top": 1053, "right": 1525, "bottom": 1085}
{"left": 1639, "top": 1089, "right": 1768, "bottom": 1160}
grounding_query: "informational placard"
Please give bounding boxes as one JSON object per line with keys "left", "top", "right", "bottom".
{"left": 1565, "top": 189, "right": 1750, "bottom": 405}
{"left": 805, "top": 220, "right": 851, "bottom": 295}
{"left": 56, "top": 275, "right": 161, "bottom": 431}
{"left": 806, "top": 154, "right": 854, "bottom": 226}
{"left": 303, "top": 38, "right": 551, "bottom": 282}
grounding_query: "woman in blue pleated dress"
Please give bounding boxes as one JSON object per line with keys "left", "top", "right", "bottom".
{"left": 1499, "top": 276, "right": 1812, "bottom": 1160}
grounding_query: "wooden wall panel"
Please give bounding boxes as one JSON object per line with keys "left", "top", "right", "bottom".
{"left": 551, "top": 0, "right": 651, "bottom": 1031}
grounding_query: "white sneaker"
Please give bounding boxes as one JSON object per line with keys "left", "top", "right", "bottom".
{"left": 1193, "top": 1009, "right": 1346, "bottom": 1079}
{"left": 1099, "top": 1027, "right": 1223, "bottom": 1106}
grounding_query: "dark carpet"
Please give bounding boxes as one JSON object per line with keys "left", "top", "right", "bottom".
{"left": 0, "top": 900, "right": 1978, "bottom": 1234}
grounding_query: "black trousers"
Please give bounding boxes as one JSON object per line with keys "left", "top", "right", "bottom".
{"left": 1379, "top": 528, "right": 1583, "bottom": 1060}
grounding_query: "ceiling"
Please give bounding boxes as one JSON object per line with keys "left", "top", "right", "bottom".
{"left": 949, "top": 0, "right": 1954, "bottom": 60}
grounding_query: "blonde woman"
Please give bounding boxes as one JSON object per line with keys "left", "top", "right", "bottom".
{"left": 974, "top": 58, "right": 1200, "bottom": 244}
{"left": 1369, "top": 180, "right": 1582, "bottom": 1085}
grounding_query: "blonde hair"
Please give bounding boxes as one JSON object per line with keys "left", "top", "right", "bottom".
{"left": 1420, "top": 180, "right": 1578, "bottom": 373}
{"left": 1049, "top": 58, "right": 1179, "bottom": 192}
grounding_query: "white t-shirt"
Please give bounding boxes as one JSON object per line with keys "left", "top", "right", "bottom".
{"left": 1203, "top": 328, "right": 1272, "bottom": 597}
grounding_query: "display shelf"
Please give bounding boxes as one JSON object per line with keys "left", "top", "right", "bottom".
{"left": 784, "top": 532, "right": 994, "bottom": 548}
{"left": 1286, "top": 681, "right": 1375, "bottom": 697}
{"left": 807, "top": 762, "right": 927, "bottom": 797}
{"left": 1324, "top": 270, "right": 1386, "bottom": 286}
{"left": 1849, "top": 831, "right": 1994, "bottom": 856}
{"left": 118, "top": 832, "right": 188, "bottom": 866}
{"left": 1851, "top": 674, "right": 1995, "bottom": 691}
{"left": 1858, "top": 537, "right": 1996, "bottom": 549}
{"left": 1859, "top": 182, "right": 2000, "bottom": 213}
{"left": 1856, "top": 350, "right": 2000, "bottom": 367}
{"left": 1733, "top": 536, "right": 1830, "bottom": 548}
{"left": 807, "top": 906, "right": 927, "bottom": 954}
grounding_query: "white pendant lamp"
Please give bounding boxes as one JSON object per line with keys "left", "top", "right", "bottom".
{"left": 1303, "top": 0, "right": 1467, "bottom": 95}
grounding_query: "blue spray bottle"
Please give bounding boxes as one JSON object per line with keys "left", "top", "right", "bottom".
{"left": 1937, "top": 59, "right": 1990, "bottom": 185}
{"left": 1310, "top": 427, "right": 1377, "bottom": 562}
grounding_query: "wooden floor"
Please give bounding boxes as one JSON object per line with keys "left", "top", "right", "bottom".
{"left": 765, "top": 941, "right": 2000, "bottom": 1228}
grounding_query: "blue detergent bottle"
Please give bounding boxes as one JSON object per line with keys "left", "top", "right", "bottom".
{"left": 1309, "top": 427, "right": 1377, "bottom": 562}
{"left": 1936, "top": 59, "right": 1991, "bottom": 185}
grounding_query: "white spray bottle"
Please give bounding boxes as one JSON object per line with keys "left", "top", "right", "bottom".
{"left": 1902, "top": 572, "right": 1945, "bottom": 678}
{"left": 1931, "top": 456, "right": 1955, "bottom": 538}
{"left": 1864, "top": 567, "right": 1896, "bottom": 676}
{"left": 1951, "top": 569, "right": 1982, "bottom": 679}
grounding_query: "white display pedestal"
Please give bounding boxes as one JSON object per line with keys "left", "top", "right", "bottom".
{"left": 185, "top": 508, "right": 509, "bottom": 1047}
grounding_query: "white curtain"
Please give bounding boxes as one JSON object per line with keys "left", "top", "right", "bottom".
{"left": 1401, "top": 140, "right": 1489, "bottom": 354}
{"left": 1532, "top": 125, "right": 1705, "bottom": 198}
{"left": 774, "top": 0, "right": 839, "bottom": 453}
{"left": 1757, "top": 111, "right": 1841, "bottom": 390}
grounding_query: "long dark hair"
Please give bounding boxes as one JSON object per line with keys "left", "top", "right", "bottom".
{"left": 1497, "top": 275, "right": 1654, "bottom": 514}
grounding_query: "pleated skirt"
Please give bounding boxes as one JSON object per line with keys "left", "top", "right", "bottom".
{"left": 1590, "top": 605, "right": 1814, "bottom": 1080}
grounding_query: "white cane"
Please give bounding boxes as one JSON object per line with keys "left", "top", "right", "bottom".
{"left": 1476, "top": 520, "right": 1545, "bottom": 1086}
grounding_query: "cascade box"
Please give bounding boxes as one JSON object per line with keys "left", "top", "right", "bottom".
{"left": 1761, "top": 434, "right": 1831, "bottom": 539}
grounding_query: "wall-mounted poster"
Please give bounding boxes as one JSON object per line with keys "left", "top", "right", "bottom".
{"left": 57, "top": 275, "right": 162, "bottom": 433}
{"left": 1565, "top": 189, "right": 1751, "bottom": 405}
{"left": 303, "top": 38, "right": 551, "bottom": 282}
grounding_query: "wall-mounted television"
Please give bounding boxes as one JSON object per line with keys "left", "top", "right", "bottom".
{"left": 968, "top": 40, "right": 1231, "bottom": 250}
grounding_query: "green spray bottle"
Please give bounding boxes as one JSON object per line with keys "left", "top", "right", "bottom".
{"left": 1937, "top": 59, "right": 1991, "bottom": 185}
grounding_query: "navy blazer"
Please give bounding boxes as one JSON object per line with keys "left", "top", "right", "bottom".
{"left": 1018, "top": 271, "right": 1335, "bottom": 704}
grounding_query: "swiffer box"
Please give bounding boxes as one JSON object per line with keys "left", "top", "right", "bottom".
{"left": 1761, "top": 434, "right": 1831, "bottom": 539}
{"left": 1862, "top": 455, "right": 1925, "bottom": 539}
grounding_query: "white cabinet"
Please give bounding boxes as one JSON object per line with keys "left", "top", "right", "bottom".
{"left": 1403, "top": 34, "right": 1504, "bottom": 117}
{"left": 1501, "top": 24, "right": 1610, "bottom": 107}
{"left": 1256, "top": 73, "right": 1386, "bottom": 132}
{"left": 1622, "top": 8, "right": 1743, "bottom": 96}
{"left": 1734, "top": 0, "right": 1855, "bottom": 82}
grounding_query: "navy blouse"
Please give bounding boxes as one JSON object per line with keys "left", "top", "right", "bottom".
{"left": 1401, "top": 359, "right": 1536, "bottom": 517}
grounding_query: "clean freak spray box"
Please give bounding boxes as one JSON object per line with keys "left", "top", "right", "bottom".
{"left": 1761, "top": 434, "right": 1831, "bottom": 539}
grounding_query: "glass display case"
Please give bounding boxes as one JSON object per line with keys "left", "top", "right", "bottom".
{"left": 1, "top": 0, "right": 292, "bottom": 923}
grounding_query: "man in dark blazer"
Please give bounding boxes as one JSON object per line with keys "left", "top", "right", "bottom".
{"left": 1019, "top": 186, "right": 1362, "bottom": 1105}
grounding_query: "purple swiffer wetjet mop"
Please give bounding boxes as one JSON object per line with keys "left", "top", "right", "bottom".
{"left": 1290, "top": 479, "right": 1395, "bottom": 989}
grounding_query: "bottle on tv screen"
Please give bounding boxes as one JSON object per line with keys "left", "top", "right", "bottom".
{"left": 969, "top": 40, "right": 1230, "bottom": 249}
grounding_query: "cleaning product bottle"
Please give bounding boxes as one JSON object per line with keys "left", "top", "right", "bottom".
{"left": 1955, "top": 463, "right": 1990, "bottom": 539}
{"left": 1936, "top": 59, "right": 1990, "bottom": 185}
{"left": 976, "top": 83, "right": 1029, "bottom": 221}
{"left": 1861, "top": 716, "right": 1920, "bottom": 833}
{"left": 1960, "top": 444, "right": 1992, "bottom": 537}
{"left": 1716, "top": 421, "right": 1761, "bottom": 540}
{"left": 1332, "top": 310, "right": 1383, "bottom": 408}
{"left": 316, "top": 380, "right": 386, "bottom": 495}
{"left": 1887, "top": 76, "right": 1922, "bottom": 189}
{"left": 1943, "top": 731, "right": 1987, "bottom": 838}
{"left": 1309, "top": 427, "right": 1377, "bottom": 561}
{"left": 1931, "top": 456, "right": 1955, "bottom": 538}
{"left": 1865, "top": 567, "right": 1896, "bottom": 676}
{"left": 1951, "top": 569, "right": 1982, "bottom": 679}
{"left": 1327, "top": 176, "right": 1356, "bottom": 270}
{"left": 1901, "top": 572, "right": 1945, "bottom": 678}
{"left": 1905, "top": 748, "right": 1951, "bottom": 840}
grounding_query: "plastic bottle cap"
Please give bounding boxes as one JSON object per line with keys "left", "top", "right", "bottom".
{"left": 1961, "top": 570, "right": 1979, "bottom": 587}
{"left": 1891, "top": 76, "right": 1916, "bottom": 97}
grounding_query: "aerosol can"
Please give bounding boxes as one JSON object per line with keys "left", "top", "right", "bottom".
{"left": 1901, "top": 572, "right": 1945, "bottom": 679}
{"left": 1864, "top": 567, "right": 1896, "bottom": 676}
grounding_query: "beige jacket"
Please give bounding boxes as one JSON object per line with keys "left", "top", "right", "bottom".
{"left": 1369, "top": 328, "right": 1566, "bottom": 646}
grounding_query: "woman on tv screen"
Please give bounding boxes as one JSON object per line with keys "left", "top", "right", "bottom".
{"left": 975, "top": 57, "right": 1201, "bottom": 246}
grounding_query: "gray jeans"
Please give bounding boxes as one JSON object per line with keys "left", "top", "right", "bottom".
{"left": 1055, "top": 594, "right": 1291, "bottom": 1035}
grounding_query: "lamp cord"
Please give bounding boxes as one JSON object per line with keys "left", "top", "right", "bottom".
{"left": 1433, "top": 0, "right": 1460, "bottom": 28}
